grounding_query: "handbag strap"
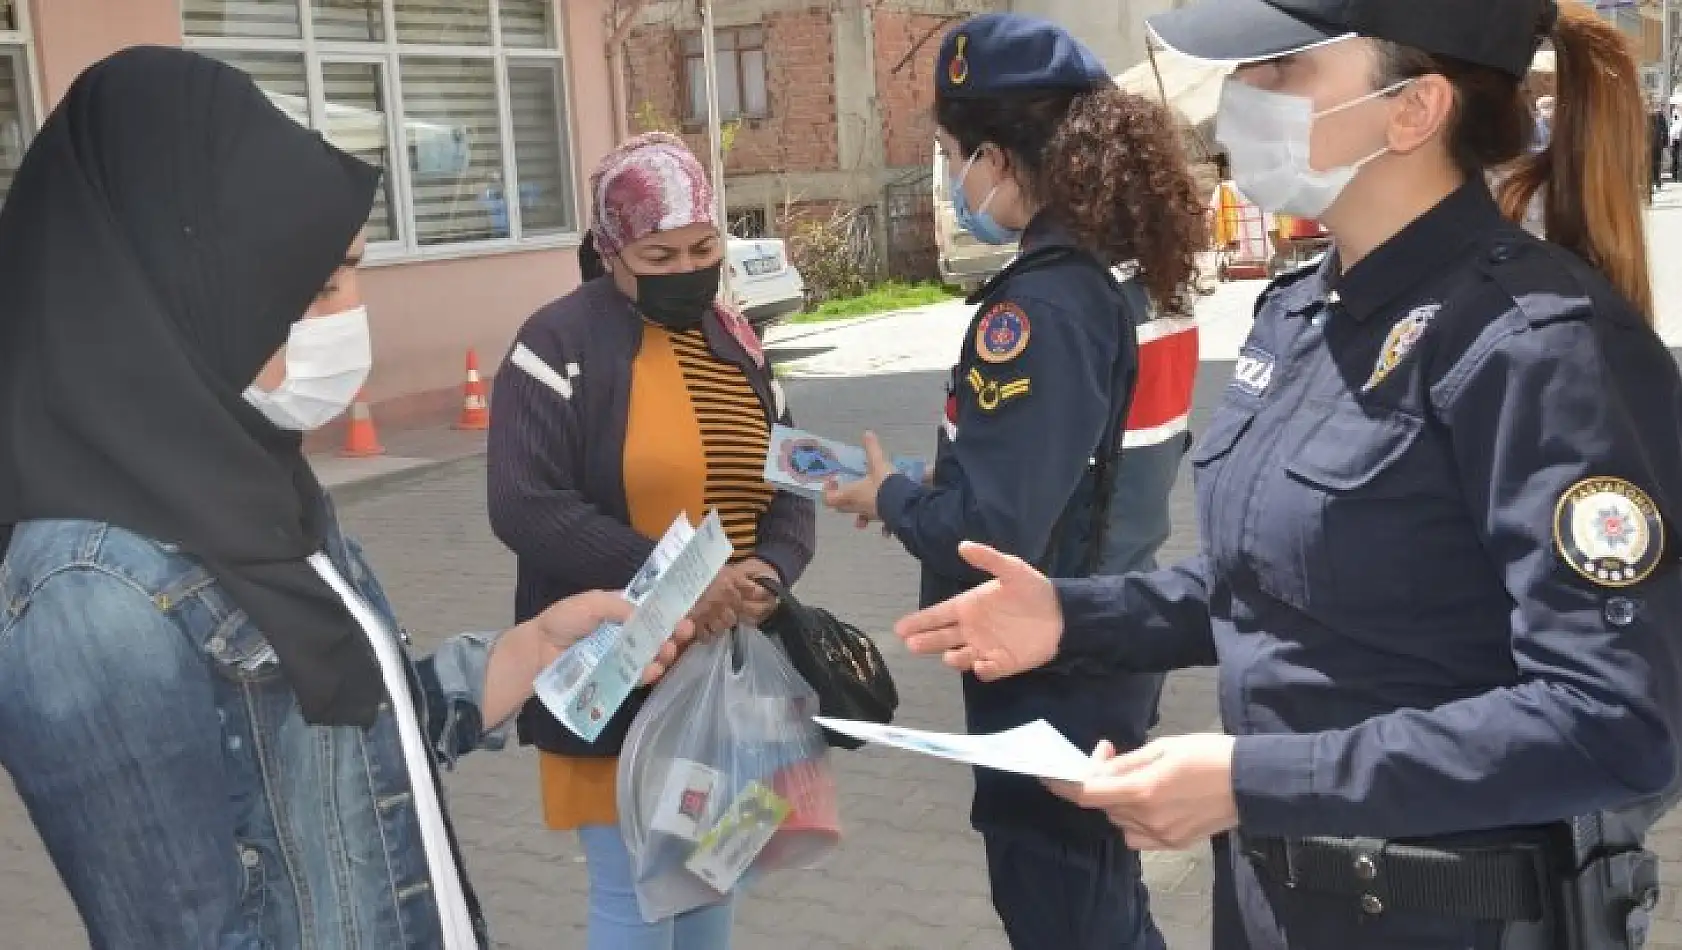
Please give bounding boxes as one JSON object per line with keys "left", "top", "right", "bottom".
{"left": 753, "top": 573, "right": 798, "bottom": 608}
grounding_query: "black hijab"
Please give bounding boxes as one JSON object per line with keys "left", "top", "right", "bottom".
{"left": 0, "top": 46, "right": 386, "bottom": 727}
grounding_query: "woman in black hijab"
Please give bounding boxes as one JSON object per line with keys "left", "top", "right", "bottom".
{"left": 0, "top": 46, "right": 681, "bottom": 949}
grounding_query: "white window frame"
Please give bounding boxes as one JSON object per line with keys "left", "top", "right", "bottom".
{"left": 318, "top": 54, "right": 405, "bottom": 246}
{"left": 1, "top": 0, "right": 42, "bottom": 150}
{"left": 182, "top": 0, "right": 583, "bottom": 265}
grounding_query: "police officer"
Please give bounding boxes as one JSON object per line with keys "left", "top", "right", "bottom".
{"left": 823, "top": 13, "right": 1209, "bottom": 950}
{"left": 892, "top": 2, "right": 1682, "bottom": 948}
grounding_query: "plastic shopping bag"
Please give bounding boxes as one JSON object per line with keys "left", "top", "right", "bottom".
{"left": 618, "top": 626, "right": 841, "bottom": 923}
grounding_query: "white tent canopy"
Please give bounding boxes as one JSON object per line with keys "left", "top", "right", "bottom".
{"left": 1115, "top": 50, "right": 1232, "bottom": 130}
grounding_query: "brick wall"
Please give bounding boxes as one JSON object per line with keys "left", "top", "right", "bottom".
{"left": 621, "top": 26, "right": 683, "bottom": 139}
{"left": 875, "top": 11, "right": 948, "bottom": 169}
{"left": 616, "top": 3, "right": 951, "bottom": 278}
{"left": 621, "top": 7, "right": 838, "bottom": 177}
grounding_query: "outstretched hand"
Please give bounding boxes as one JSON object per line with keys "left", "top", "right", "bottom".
{"left": 893, "top": 541, "right": 1063, "bottom": 681}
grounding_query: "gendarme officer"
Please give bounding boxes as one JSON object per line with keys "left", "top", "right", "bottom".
{"left": 891, "top": 2, "right": 1682, "bottom": 948}
{"left": 823, "top": 13, "right": 1211, "bottom": 950}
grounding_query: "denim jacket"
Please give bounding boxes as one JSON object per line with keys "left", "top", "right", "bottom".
{"left": 0, "top": 506, "right": 505, "bottom": 949}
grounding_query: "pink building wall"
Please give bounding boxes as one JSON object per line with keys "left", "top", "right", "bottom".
{"left": 23, "top": 0, "right": 618, "bottom": 431}
{"left": 27, "top": 0, "right": 183, "bottom": 103}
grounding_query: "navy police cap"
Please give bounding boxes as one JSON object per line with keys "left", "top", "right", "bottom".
{"left": 1148, "top": 0, "right": 1557, "bottom": 80}
{"left": 937, "top": 13, "right": 1111, "bottom": 99}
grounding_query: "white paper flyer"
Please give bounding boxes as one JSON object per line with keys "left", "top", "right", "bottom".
{"left": 812, "top": 717, "right": 1097, "bottom": 783}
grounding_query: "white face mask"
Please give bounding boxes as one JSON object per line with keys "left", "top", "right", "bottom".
{"left": 1216, "top": 78, "right": 1409, "bottom": 219}
{"left": 243, "top": 306, "right": 373, "bottom": 431}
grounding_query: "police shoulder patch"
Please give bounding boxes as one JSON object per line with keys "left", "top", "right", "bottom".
{"left": 975, "top": 302, "right": 1031, "bottom": 363}
{"left": 1553, "top": 476, "right": 1666, "bottom": 588}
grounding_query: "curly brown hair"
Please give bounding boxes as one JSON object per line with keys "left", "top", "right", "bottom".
{"left": 937, "top": 87, "right": 1208, "bottom": 314}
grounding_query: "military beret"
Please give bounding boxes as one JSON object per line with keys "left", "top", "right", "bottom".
{"left": 936, "top": 13, "right": 1112, "bottom": 99}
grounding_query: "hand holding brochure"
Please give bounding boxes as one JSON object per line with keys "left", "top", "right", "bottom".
{"left": 535, "top": 511, "right": 734, "bottom": 741}
{"left": 812, "top": 717, "right": 1096, "bottom": 783}
{"left": 764, "top": 424, "right": 927, "bottom": 500}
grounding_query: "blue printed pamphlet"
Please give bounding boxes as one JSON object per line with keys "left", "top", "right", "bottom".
{"left": 764, "top": 424, "right": 926, "bottom": 501}
{"left": 535, "top": 510, "right": 733, "bottom": 741}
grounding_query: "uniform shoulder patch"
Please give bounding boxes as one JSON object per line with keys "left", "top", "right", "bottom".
{"left": 1554, "top": 476, "right": 1666, "bottom": 588}
{"left": 975, "top": 302, "right": 1031, "bottom": 364}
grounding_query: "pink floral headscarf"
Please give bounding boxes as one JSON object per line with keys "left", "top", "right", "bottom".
{"left": 589, "top": 133, "right": 763, "bottom": 364}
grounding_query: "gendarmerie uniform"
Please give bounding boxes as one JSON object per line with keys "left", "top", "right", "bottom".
{"left": 1044, "top": 1, "right": 1682, "bottom": 947}
{"left": 874, "top": 15, "right": 1168, "bottom": 949}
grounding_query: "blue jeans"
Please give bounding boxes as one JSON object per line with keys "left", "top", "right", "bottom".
{"left": 0, "top": 518, "right": 494, "bottom": 950}
{"left": 580, "top": 824, "right": 735, "bottom": 950}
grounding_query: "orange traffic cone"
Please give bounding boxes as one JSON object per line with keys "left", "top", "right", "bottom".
{"left": 339, "top": 389, "right": 385, "bottom": 458}
{"left": 454, "top": 349, "right": 490, "bottom": 431}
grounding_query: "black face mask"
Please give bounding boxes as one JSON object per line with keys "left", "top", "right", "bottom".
{"left": 629, "top": 262, "right": 722, "bottom": 331}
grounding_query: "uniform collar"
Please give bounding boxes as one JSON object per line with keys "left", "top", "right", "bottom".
{"left": 1325, "top": 180, "right": 1506, "bottom": 322}
{"left": 963, "top": 212, "right": 1082, "bottom": 305}
{"left": 1020, "top": 210, "right": 1077, "bottom": 251}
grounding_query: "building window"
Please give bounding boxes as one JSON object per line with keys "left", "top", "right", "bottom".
{"left": 683, "top": 26, "right": 768, "bottom": 124}
{"left": 0, "top": 0, "right": 34, "bottom": 210}
{"left": 728, "top": 208, "right": 767, "bottom": 239}
{"left": 185, "top": 0, "right": 579, "bottom": 255}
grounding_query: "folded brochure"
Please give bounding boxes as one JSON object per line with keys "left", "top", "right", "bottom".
{"left": 764, "top": 424, "right": 926, "bottom": 500}
{"left": 535, "top": 510, "right": 733, "bottom": 741}
{"left": 812, "top": 717, "right": 1097, "bottom": 783}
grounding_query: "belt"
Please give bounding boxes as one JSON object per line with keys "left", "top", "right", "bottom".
{"left": 1241, "top": 833, "right": 1551, "bottom": 922}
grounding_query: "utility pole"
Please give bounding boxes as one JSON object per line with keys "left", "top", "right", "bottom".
{"left": 698, "top": 0, "right": 733, "bottom": 303}
{"left": 1666, "top": 0, "right": 1676, "bottom": 108}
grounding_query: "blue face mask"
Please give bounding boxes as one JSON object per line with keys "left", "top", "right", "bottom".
{"left": 951, "top": 147, "right": 1021, "bottom": 246}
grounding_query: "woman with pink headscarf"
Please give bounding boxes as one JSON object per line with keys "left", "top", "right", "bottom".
{"left": 486, "top": 133, "right": 817, "bottom": 950}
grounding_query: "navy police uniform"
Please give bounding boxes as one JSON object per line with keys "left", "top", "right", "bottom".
{"left": 1056, "top": 179, "right": 1682, "bottom": 950}
{"left": 1045, "top": 2, "right": 1682, "bottom": 946}
{"left": 875, "top": 15, "right": 1167, "bottom": 950}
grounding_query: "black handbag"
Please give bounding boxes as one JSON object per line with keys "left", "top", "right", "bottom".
{"left": 754, "top": 576, "right": 899, "bottom": 750}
